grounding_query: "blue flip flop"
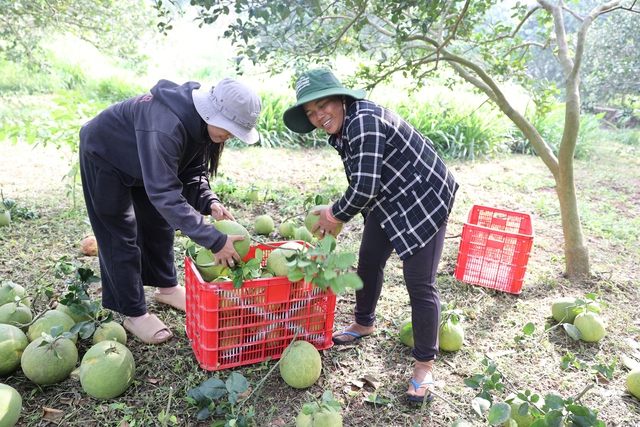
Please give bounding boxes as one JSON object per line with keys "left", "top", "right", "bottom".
{"left": 332, "top": 328, "right": 369, "bottom": 345}
{"left": 407, "top": 377, "right": 435, "bottom": 403}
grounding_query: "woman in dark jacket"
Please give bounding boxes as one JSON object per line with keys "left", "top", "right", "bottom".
{"left": 283, "top": 68, "right": 458, "bottom": 403}
{"left": 79, "top": 78, "right": 261, "bottom": 344}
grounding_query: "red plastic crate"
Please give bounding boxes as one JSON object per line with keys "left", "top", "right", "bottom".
{"left": 454, "top": 205, "right": 534, "bottom": 294}
{"left": 185, "top": 242, "right": 336, "bottom": 371}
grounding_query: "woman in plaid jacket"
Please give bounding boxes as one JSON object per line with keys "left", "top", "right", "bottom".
{"left": 284, "top": 68, "right": 459, "bottom": 403}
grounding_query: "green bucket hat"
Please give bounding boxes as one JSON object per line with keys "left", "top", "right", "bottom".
{"left": 283, "top": 68, "right": 366, "bottom": 134}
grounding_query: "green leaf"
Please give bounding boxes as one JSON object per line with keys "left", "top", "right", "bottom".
{"left": 471, "top": 397, "right": 491, "bottom": 416}
{"left": 487, "top": 402, "right": 512, "bottom": 425}
{"left": 199, "top": 378, "right": 227, "bottom": 400}
{"left": 523, "top": 322, "right": 535, "bottom": 335}
{"left": 226, "top": 372, "right": 249, "bottom": 394}
{"left": 287, "top": 270, "right": 305, "bottom": 282}
{"left": 562, "top": 323, "right": 582, "bottom": 341}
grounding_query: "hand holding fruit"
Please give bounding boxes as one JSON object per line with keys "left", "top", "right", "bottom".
{"left": 214, "top": 235, "right": 245, "bottom": 268}
{"left": 210, "top": 202, "right": 235, "bottom": 221}
{"left": 310, "top": 206, "right": 342, "bottom": 239}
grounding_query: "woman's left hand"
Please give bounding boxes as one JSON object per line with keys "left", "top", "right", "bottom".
{"left": 312, "top": 207, "right": 342, "bottom": 239}
{"left": 210, "top": 202, "right": 235, "bottom": 221}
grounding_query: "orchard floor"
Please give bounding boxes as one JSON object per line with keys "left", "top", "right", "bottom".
{"left": 1, "top": 139, "right": 639, "bottom": 427}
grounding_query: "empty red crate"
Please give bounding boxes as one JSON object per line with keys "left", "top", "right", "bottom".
{"left": 185, "top": 242, "right": 336, "bottom": 371}
{"left": 454, "top": 205, "right": 534, "bottom": 294}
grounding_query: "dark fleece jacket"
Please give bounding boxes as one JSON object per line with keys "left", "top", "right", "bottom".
{"left": 79, "top": 79, "right": 227, "bottom": 253}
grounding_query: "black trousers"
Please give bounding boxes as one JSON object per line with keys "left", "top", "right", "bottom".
{"left": 354, "top": 213, "right": 447, "bottom": 362}
{"left": 79, "top": 151, "right": 177, "bottom": 317}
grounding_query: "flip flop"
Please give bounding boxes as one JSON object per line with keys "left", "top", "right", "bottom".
{"left": 153, "top": 286, "right": 186, "bottom": 312}
{"left": 332, "top": 327, "right": 371, "bottom": 345}
{"left": 123, "top": 314, "right": 173, "bottom": 345}
{"left": 407, "top": 376, "right": 435, "bottom": 403}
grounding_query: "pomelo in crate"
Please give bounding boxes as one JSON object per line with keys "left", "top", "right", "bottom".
{"left": 266, "top": 241, "right": 304, "bottom": 277}
{"left": 279, "top": 340, "right": 322, "bottom": 389}
{"left": 0, "top": 383, "right": 22, "bottom": 427}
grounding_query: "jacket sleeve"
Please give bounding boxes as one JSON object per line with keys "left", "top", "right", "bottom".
{"left": 178, "top": 156, "right": 220, "bottom": 215}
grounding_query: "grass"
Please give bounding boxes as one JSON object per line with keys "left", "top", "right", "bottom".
{"left": 1, "top": 135, "right": 639, "bottom": 426}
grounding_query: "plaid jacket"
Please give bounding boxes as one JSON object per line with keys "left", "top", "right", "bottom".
{"left": 329, "top": 100, "right": 459, "bottom": 260}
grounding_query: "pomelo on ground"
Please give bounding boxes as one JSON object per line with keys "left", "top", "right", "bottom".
{"left": 399, "top": 318, "right": 414, "bottom": 347}
{"left": 439, "top": 319, "right": 464, "bottom": 352}
{"left": 0, "top": 282, "right": 30, "bottom": 308}
{"left": 0, "top": 210, "right": 10, "bottom": 227}
{"left": 0, "top": 302, "right": 32, "bottom": 332}
{"left": 267, "top": 242, "right": 304, "bottom": 277}
{"left": 627, "top": 367, "right": 640, "bottom": 399}
{"left": 574, "top": 312, "right": 606, "bottom": 342}
{"left": 213, "top": 220, "right": 251, "bottom": 259}
{"left": 21, "top": 336, "right": 78, "bottom": 385}
{"left": 295, "top": 226, "right": 313, "bottom": 243}
{"left": 254, "top": 215, "right": 274, "bottom": 235}
{"left": 278, "top": 220, "right": 297, "bottom": 239}
{"left": 551, "top": 297, "right": 601, "bottom": 324}
{"left": 0, "top": 383, "right": 21, "bottom": 427}
{"left": 27, "top": 310, "right": 77, "bottom": 343}
{"left": 93, "top": 321, "right": 128, "bottom": 345}
{"left": 77, "top": 340, "right": 135, "bottom": 399}
{"left": 304, "top": 205, "right": 343, "bottom": 238}
{"left": 195, "top": 249, "right": 229, "bottom": 282}
{"left": 279, "top": 340, "right": 322, "bottom": 389}
{"left": 56, "top": 302, "right": 92, "bottom": 324}
{"left": 296, "top": 407, "right": 343, "bottom": 427}
{"left": 0, "top": 324, "right": 29, "bottom": 376}
{"left": 81, "top": 236, "right": 98, "bottom": 256}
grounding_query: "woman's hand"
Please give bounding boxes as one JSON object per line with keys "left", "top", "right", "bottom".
{"left": 213, "top": 235, "right": 245, "bottom": 268}
{"left": 210, "top": 202, "right": 235, "bottom": 221}
{"left": 311, "top": 207, "right": 342, "bottom": 239}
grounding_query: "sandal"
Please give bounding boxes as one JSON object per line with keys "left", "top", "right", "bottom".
{"left": 332, "top": 326, "right": 373, "bottom": 345}
{"left": 154, "top": 286, "right": 186, "bottom": 312}
{"left": 407, "top": 373, "right": 435, "bottom": 403}
{"left": 123, "top": 314, "right": 173, "bottom": 345}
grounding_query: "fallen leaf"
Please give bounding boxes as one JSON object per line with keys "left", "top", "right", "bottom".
{"left": 350, "top": 379, "right": 365, "bottom": 389}
{"left": 147, "top": 378, "right": 160, "bottom": 384}
{"left": 42, "top": 407, "right": 65, "bottom": 424}
{"left": 361, "top": 374, "right": 380, "bottom": 390}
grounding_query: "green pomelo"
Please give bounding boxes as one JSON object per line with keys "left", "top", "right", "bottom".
{"left": 78, "top": 341, "right": 136, "bottom": 399}
{"left": 27, "top": 310, "right": 77, "bottom": 343}
{"left": 278, "top": 221, "right": 297, "bottom": 239}
{"left": 304, "top": 205, "right": 343, "bottom": 238}
{"left": 0, "top": 302, "right": 32, "bottom": 332}
{"left": 452, "top": 420, "right": 472, "bottom": 427}
{"left": 439, "top": 319, "right": 464, "bottom": 352}
{"left": 399, "top": 318, "right": 414, "bottom": 347}
{"left": 93, "top": 322, "right": 128, "bottom": 345}
{"left": 213, "top": 220, "right": 251, "bottom": 259}
{"left": 296, "top": 408, "right": 343, "bottom": 427}
{"left": 574, "top": 312, "right": 606, "bottom": 342}
{"left": 246, "top": 189, "right": 259, "bottom": 202}
{"left": 0, "top": 210, "right": 10, "bottom": 227}
{"left": 279, "top": 340, "right": 322, "bottom": 389}
{"left": 21, "top": 337, "right": 78, "bottom": 385}
{"left": 294, "top": 226, "right": 313, "bottom": 243}
{"left": 551, "top": 297, "right": 601, "bottom": 324}
{"left": 56, "top": 302, "right": 92, "bottom": 324}
{"left": 267, "top": 242, "right": 304, "bottom": 277}
{"left": 195, "top": 249, "right": 229, "bottom": 282}
{"left": 504, "top": 397, "right": 536, "bottom": 427}
{"left": 254, "top": 215, "right": 274, "bottom": 235}
{"left": 627, "top": 367, "right": 640, "bottom": 399}
{"left": 0, "top": 324, "right": 29, "bottom": 376}
{"left": 0, "top": 282, "right": 30, "bottom": 308}
{"left": 0, "top": 383, "right": 22, "bottom": 427}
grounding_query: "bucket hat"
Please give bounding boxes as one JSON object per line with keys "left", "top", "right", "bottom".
{"left": 283, "top": 68, "right": 366, "bottom": 134}
{"left": 192, "top": 78, "right": 262, "bottom": 144}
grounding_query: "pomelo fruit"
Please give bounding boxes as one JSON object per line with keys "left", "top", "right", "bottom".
{"left": 81, "top": 236, "right": 98, "bottom": 256}
{"left": 0, "top": 324, "right": 29, "bottom": 376}
{"left": 195, "top": 249, "right": 229, "bottom": 282}
{"left": 627, "top": 367, "right": 640, "bottom": 399}
{"left": 439, "top": 319, "right": 464, "bottom": 352}
{"left": 254, "top": 215, "right": 274, "bottom": 235}
{"left": 21, "top": 336, "right": 78, "bottom": 385}
{"left": 551, "top": 297, "right": 601, "bottom": 324}
{"left": 0, "top": 282, "right": 30, "bottom": 308}
{"left": 267, "top": 242, "right": 304, "bottom": 277}
{"left": 0, "top": 210, "right": 10, "bottom": 227}
{"left": 77, "top": 340, "right": 135, "bottom": 399}
{"left": 504, "top": 396, "right": 536, "bottom": 427}
{"left": 573, "top": 312, "right": 606, "bottom": 342}
{"left": 295, "top": 226, "right": 313, "bottom": 243}
{"left": 296, "top": 407, "right": 343, "bottom": 427}
{"left": 213, "top": 220, "right": 251, "bottom": 259}
{"left": 0, "top": 302, "right": 32, "bottom": 332}
{"left": 246, "top": 189, "right": 259, "bottom": 202}
{"left": 279, "top": 340, "right": 322, "bottom": 389}
{"left": 0, "top": 383, "right": 21, "bottom": 427}
{"left": 93, "top": 321, "right": 128, "bottom": 345}
{"left": 399, "top": 318, "right": 414, "bottom": 347}
{"left": 27, "top": 310, "right": 77, "bottom": 343}
{"left": 279, "top": 220, "right": 297, "bottom": 239}
{"left": 304, "top": 205, "right": 343, "bottom": 238}
{"left": 452, "top": 420, "right": 472, "bottom": 427}
{"left": 56, "top": 302, "right": 92, "bottom": 324}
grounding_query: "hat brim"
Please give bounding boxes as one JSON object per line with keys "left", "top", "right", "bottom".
{"left": 283, "top": 87, "right": 366, "bottom": 134}
{"left": 192, "top": 89, "right": 260, "bottom": 145}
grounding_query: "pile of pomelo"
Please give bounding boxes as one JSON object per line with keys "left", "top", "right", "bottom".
{"left": 0, "top": 280, "right": 136, "bottom": 410}
{"left": 550, "top": 296, "right": 606, "bottom": 342}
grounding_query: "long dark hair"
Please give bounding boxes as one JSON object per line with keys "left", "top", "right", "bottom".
{"left": 201, "top": 122, "right": 225, "bottom": 177}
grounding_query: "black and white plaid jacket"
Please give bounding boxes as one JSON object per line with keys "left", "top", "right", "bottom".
{"left": 329, "top": 99, "right": 459, "bottom": 260}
